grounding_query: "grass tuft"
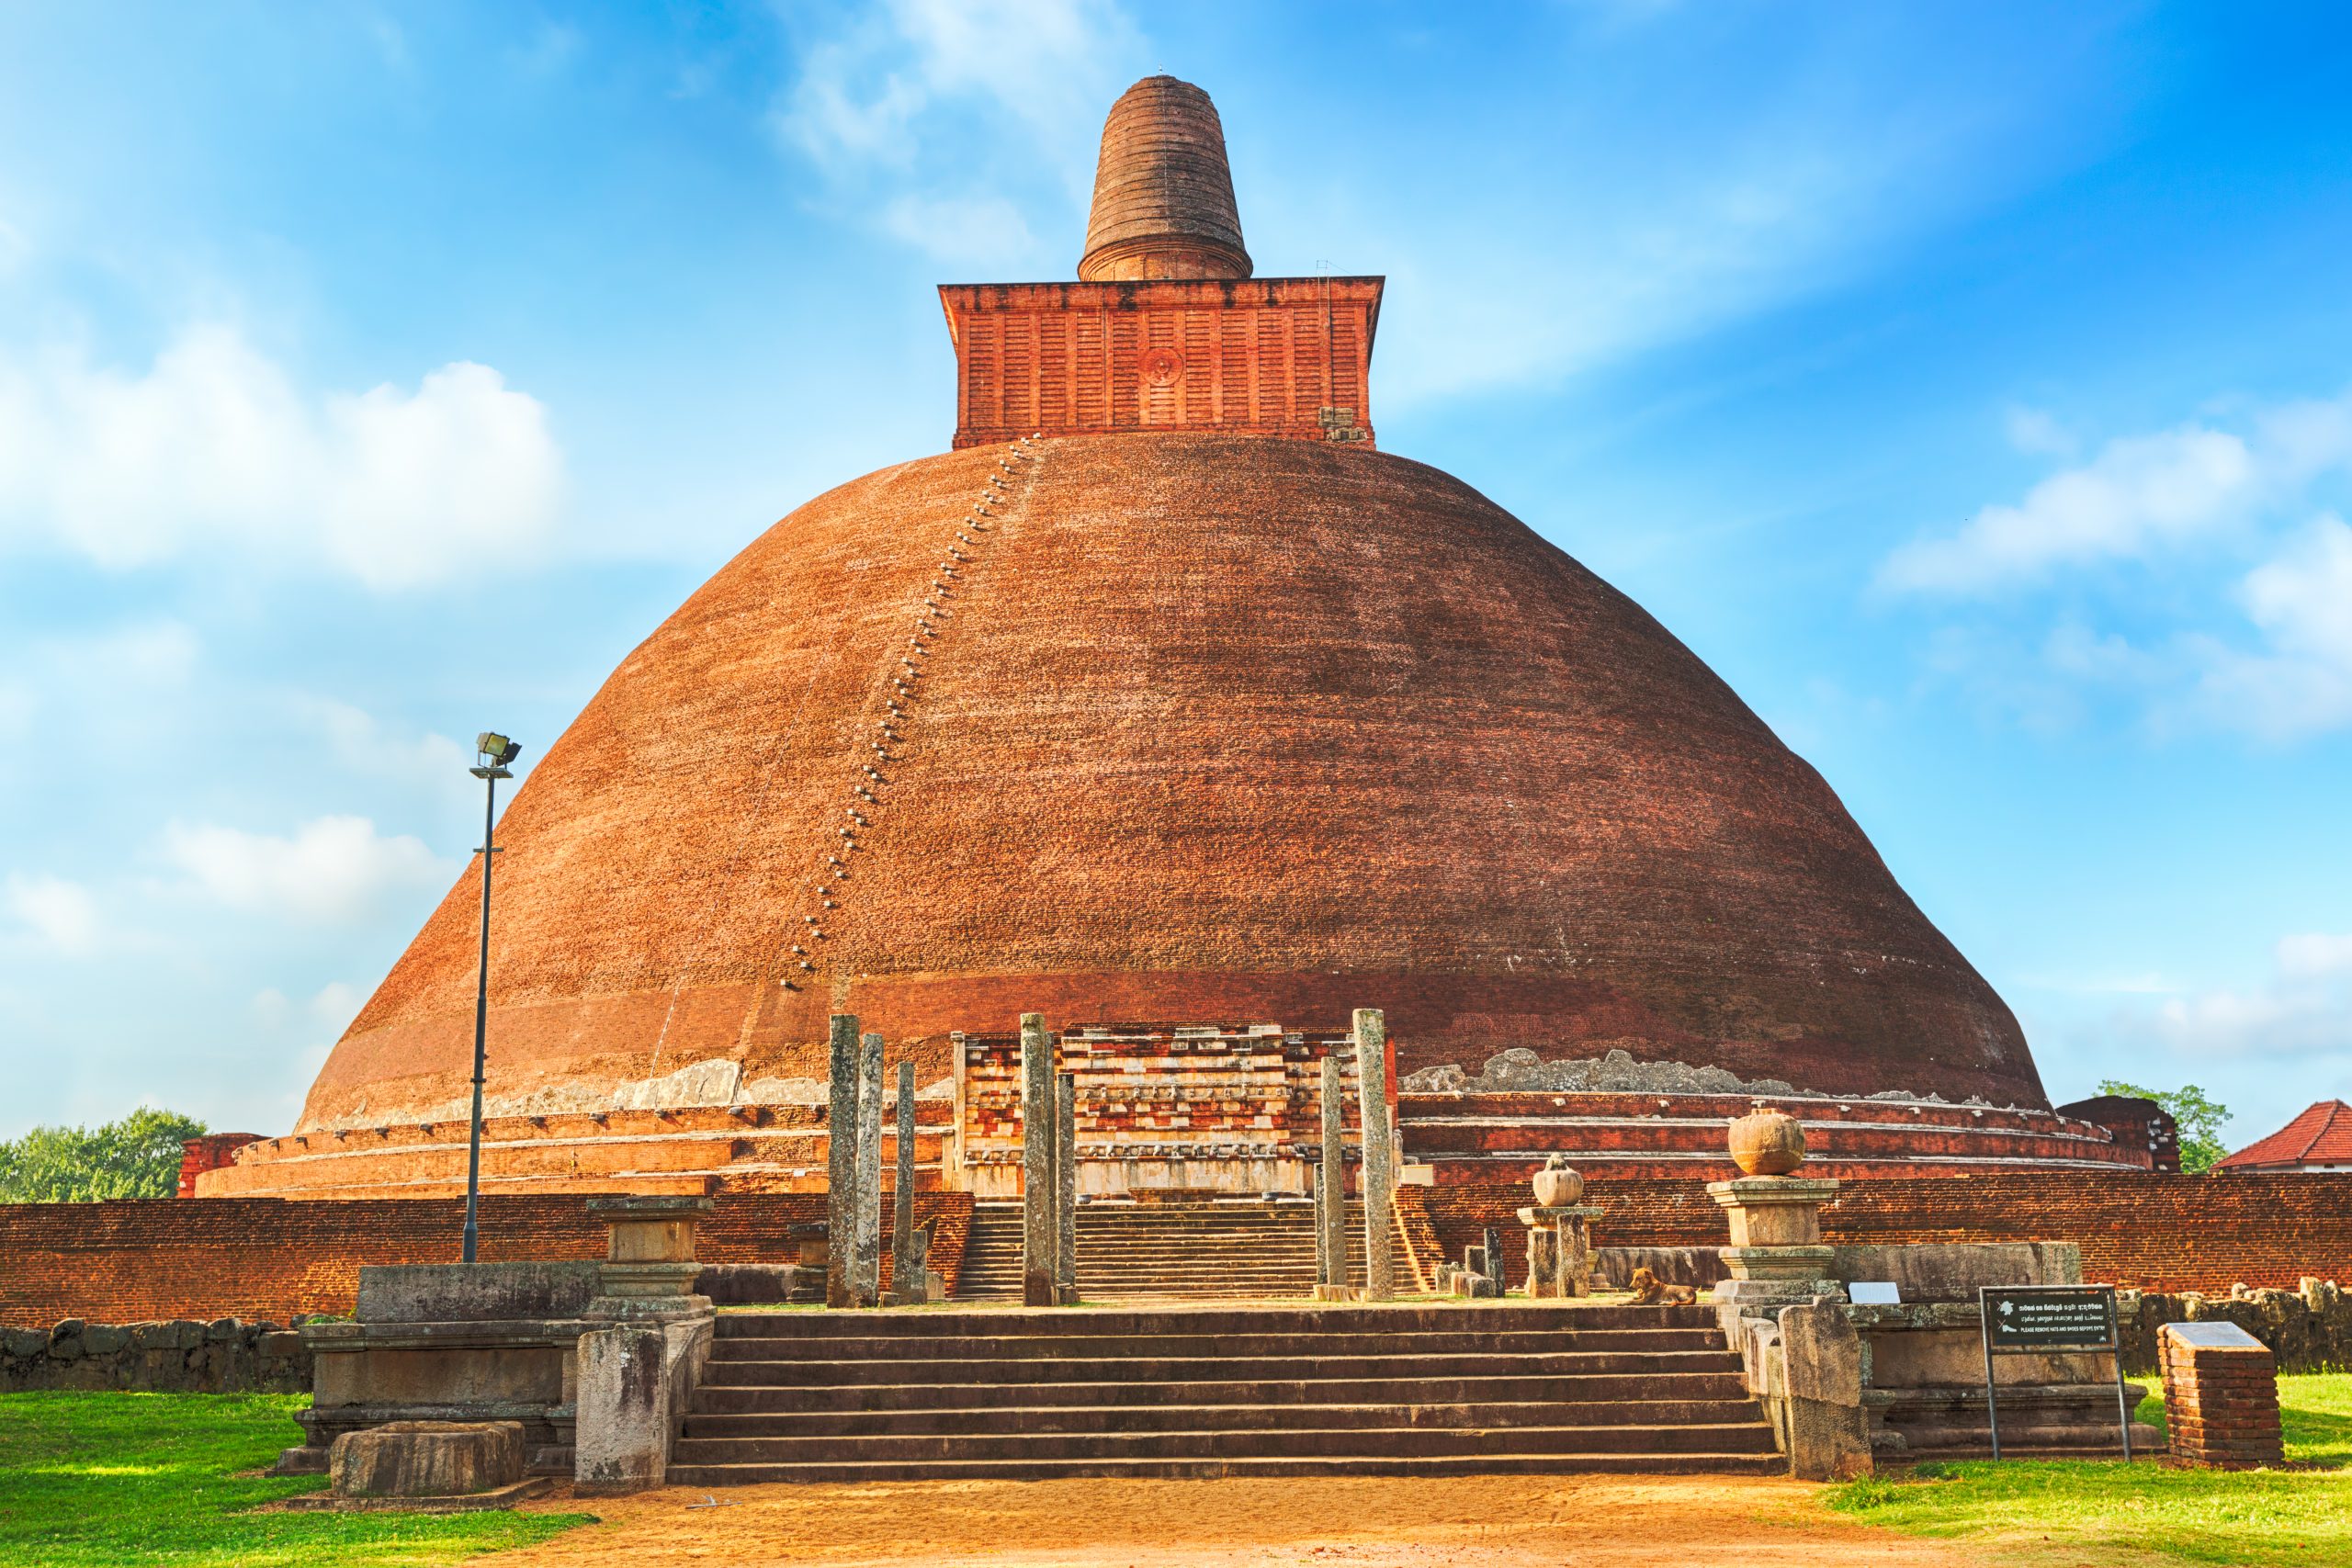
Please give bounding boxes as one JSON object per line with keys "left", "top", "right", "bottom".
{"left": 1824, "top": 1372, "right": 2352, "bottom": 1568}
{"left": 0, "top": 1391, "right": 588, "bottom": 1567}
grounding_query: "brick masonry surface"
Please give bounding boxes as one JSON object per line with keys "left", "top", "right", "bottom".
{"left": 2161, "top": 1327, "right": 2286, "bottom": 1466}
{"left": 0, "top": 1192, "right": 972, "bottom": 1328}
{"left": 271, "top": 434, "right": 2048, "bottom": 1197}
{"left": 1398, "top": 1172, "right": 2352, "bottom": 1305}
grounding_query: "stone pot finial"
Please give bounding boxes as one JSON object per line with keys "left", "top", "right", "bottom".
{"left": 1531, "top": 1153, "right": 1584, "bottom": 1208}
{"left": 1728, "top": 1104, "right": 1806, "bottom": 1176}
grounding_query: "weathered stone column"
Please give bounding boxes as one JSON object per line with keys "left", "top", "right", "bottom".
{"left": 825, "top": 1013, "right": 858, "bottom": 1308}
{"left": 1055, "top": 1071, "right": 1078, "bottom": 1303}
{"left": 1021, "top": 1012, "right": 1056, "bottom": 1306}
{"left": 856, "top": 1031, "right": 885, "bottom": 1306}
{"left": 1352, "top": 1008, "right": 1396, "bottom": 1299}
{"left": 1317, "top": 1054, "right": 1349, "bottom": 1299}
{"left": 890, "top": 1060, "right": 916, "bottom": 1306}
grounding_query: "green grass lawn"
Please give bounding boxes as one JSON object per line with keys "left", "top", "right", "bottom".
{"left": 0, "top": 1392, "right": 589, "bottom": 1567}
{"left": 1824, "top": 1372, "right": 2352, "bottom": 1567}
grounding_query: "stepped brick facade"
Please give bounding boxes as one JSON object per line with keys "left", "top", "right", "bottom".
{"left": 952, "top": 1021, "right": 1364, "bottom": 1198}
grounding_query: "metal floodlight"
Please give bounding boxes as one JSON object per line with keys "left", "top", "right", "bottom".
{"left": 472, "top": 732, "right": 522, "bottom": 777}
{"left": 458, "top": 727, "right": 521, "bottom": 1263}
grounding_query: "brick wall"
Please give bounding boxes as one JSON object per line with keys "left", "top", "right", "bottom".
{"left": 1396, "top": 1171, "right": 2352, "bottom": 1296}
{"left": 0, "top": 1192, "right": 973, "bottom": 1328}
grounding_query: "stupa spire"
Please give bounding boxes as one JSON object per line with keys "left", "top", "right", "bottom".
{"left": 1078, "top": 75, "right": 1252, "bottom": 282}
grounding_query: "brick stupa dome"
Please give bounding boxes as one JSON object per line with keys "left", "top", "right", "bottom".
{"left": 209, "top": 78, "right": 2137, "bottom": 1200}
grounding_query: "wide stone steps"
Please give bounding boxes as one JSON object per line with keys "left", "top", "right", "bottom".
{"left": 955, "top": 1199, "right": 1369, "bottom": 1301}
{"left": 673, "top": 1303, "right": 1781, "bottom": 1483}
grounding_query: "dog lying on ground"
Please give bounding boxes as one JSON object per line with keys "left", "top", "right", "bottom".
{"left": 1626, "top": 1266, "right": 1697, "bottom": 1304}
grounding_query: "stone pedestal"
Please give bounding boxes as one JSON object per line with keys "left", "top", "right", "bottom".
{"left": 586, "top": 1195, "right": 713, "bottom": 1319}
{"left": 1707, "top": 1177, "right": 1839, "bottom": 1309}
{"left": 1518, "top": 1204, "right": 1602, "bottom": 1298}
{"left": 2161, "top": 1321, "right": 2283, "bottom": 1467}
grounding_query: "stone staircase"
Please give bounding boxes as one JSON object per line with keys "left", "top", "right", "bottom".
{"left": 670, "top": 1303, "right": 1781, "bottom": 1483}
{"left": 955, "top": 1199, "right": 1372, "bottom": 1301}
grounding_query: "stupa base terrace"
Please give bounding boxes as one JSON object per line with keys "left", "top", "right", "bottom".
{"left": 192, "top": 1023, "right": 2161, "bottom": 1201}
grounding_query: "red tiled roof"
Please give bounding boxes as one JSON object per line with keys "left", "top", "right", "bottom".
{"left": 2219, "top": 1100, "right": 2352, "bottom": 1169}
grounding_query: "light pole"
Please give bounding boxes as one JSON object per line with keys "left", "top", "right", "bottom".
{"left": 462, "top": 731, "right": 523, "bottom": 1264}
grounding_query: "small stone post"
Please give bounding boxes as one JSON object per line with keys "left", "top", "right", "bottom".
{"left": 1021, "top": 1012, "right": 1056, "bottom": 1306}
{"left": 1055, "top": 1071, "right": 1078, "bottom": 1303}
{"left": 1317, "top": 1055, "right": 1349, "bottom": 1296}
{"left": 856, "top": 1031, "right": 885, "bottom": 1306}
{"left": 1353, "top": 1008, "right": 1396, "bottom": 1299}
{"left": 890, "top": 1060, "right": 916, "bottom": 1305}
{"left": 825, "top": 1013, "right": 858, "bottom": 1308}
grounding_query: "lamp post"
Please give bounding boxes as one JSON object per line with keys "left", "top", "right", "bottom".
{"left": 462, "top": 731, "right": 523, "bottom": 1264}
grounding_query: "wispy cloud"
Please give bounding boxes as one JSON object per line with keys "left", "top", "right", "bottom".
{"left": 162, "top": 815, "right": 450, "bottom": 923}
{"left": 773, "top": 0, "right": 1141, "bottom": 267}
{"left": 3, "top": 873, "right": 99, "bottom": 956}
{"left": 0, "top": 325, "right": 564, "bottom": 589}
{"left": 1891, "top": 388, "right": 2352, "bottom": 741}
{"left": 2141, "top": 932, "right": 2352, "bottom": 1059}
{"left": 1877, "top": 392, "right": 2352, "bottom": 595}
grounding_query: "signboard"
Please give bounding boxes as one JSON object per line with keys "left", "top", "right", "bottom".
{"left": 1977, "top": 1284, "right": 2134, "bottom": 1461}
{"left": 1984, "top": 1287, "right": 2115, "bottom": 1349}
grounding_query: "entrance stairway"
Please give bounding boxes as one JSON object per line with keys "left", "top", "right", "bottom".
{"left": 955, "top": 1199, "right": 1370, "bottom": 1301}
{"left": 671, "top": 1303, "right": 1781, "bottom": 1482}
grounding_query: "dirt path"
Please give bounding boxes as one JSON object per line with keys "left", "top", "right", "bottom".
{"left": 476, "top": 1472, "right": 2148, "bottom": 1568}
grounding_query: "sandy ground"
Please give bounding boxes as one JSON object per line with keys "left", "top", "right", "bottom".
{"left": 474, "top": 1473, "right": 2150, "bottom": 1568}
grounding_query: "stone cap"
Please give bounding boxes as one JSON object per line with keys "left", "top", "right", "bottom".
{"left": 1707, "top": 1176, "right": 1841, "bottom": 1206}
{"left": 1516, "top": 1205, "right": 1604, "bottom": 1224}
{"left": 2162, "top": 1320, "right": 2268, "bottom": 1352}
{"left": 585, "top": 1195, "right": 713, "bottom": 1218}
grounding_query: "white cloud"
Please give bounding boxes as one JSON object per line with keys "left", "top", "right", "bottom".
{"left": 1879, "top": 424, "right": 2259, "bottom": 595}
{"left": 304, "top": 698, "right": 473, "bottom": 795}
{"left": 2149, "top": 933, "right": 2352, "bottom": 1059}
{"left": 2004, "top": 404, "right": 2077, "bottom": 458}
{"left": 4, "top": 873, "right": 99, "bottom": 956}
{"left": 163, "top": 814, "right": 450, "bottom": 922}
{"left": 1882, "top": 389, "right": 2352, "bottom": 597}
{"left": 880, "top": 193, "right": 1040, "bottom": 266}
{"left": 2177, "top": 515, "right": 2352, "bottom": 739}
{"left": 780, "top": 0, "right": 1139, "bottom": 179}
{"left": 0, "top": 325, "right": 563, "bottom": 588}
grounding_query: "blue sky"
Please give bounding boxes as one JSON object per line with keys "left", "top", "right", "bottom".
{"left": 2, "top": 1, "right": 2348, "bottom": 1150}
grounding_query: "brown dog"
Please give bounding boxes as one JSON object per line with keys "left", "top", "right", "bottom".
{"left": 1626, "top": 1265, "right": 1697, "bottom": 1305}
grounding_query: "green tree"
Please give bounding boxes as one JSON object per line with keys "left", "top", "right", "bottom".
{"left": 2098, "top": 1080, "right": 2233, "bottom": 1173}
{"left": 0, "top": 1107, "right": 208, "bottom": 1201}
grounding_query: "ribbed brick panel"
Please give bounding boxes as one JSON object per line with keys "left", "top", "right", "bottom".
{"left": 1397, "top": 1172, "right": 2352, "bottom": 1296}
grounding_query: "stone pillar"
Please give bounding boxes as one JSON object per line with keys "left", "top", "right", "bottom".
{"left": 1777, "top": 1300, "right": 1871, "bottom": 1480}
{"left": 856, "top": 1032, "right": 885, "bottom": 1306}
{"left": 576, "top": 1192, "right": 716, "bottom": 1496}
{"left": 890, "top": 1060, "right": 916, "bottom": 1306}
{"left": 1055, "top": 1071, "right": 1078, "bottom": 1304}
{"left": 1707, "top": 1176, "right": 1841, "bottom": 1309}
{"left": 1352, "top": 1008, "right": 1396, "bottom": 1299}
{"left": 1021, "top": 1012, "right": 1056, "bottom": 1306}
{"left": 825, "top": 1014, "right": 858, "bottom": 1308}
{"left": 2161, "top": 1322, "right": 2284, "bottom": 1467}
{"left": 1317, "top": 1054, "right": 1347, "bottom": 1297}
